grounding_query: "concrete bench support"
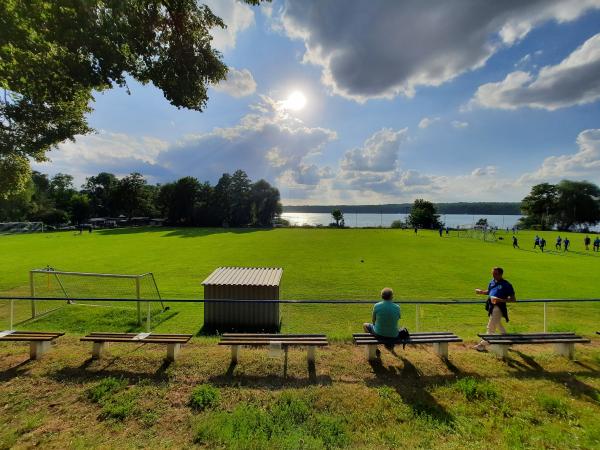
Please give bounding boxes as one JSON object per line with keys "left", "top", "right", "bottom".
{"left": 231, "top": 345, "right": 240, "bottom": 363}
{"left": 92, "top": 341, "right": 108, "bottom": 359}
{"left": 553, "top": 342, "right": 575, "bottom": 359}
{"left": 29, "top": 341, "right": 51, "bottom": 360}
{"left": 166, "top": 343, "right": 181, "bottom": 361}
{"left": 489, "top": 344, "right": 509, "bottom": 359}
{"left": 307, "top": 346, "right": 316, "bottom": 364}
{"left": 366, "top": 344, "right": 377, "bottom": 361}
{"left": 433, "top": 342, "right": 449, "bottom": 358}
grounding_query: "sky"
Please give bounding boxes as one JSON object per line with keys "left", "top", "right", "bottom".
{"left": 33, "top": 0, "right": 600, "bottom": 205}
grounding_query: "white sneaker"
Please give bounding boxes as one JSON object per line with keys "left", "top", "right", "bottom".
{"left": 472, "top": 344, "right": 486, "bottom": 352}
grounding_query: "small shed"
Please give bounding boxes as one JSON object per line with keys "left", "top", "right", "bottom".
{"left": 202, "top": 267, "right": 283, "bottom": 332}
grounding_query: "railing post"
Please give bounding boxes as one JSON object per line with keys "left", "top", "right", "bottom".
{"left": 9, "top": 299, "right": 14, "bottom": 330}
{"left": 543, "top": 302, "right": 547, "bottom": 332}
{"left": 415, "top": 304, "right": 420, "bottom": 332}
{"left": 30, "top": 271, "right": 36, "bottom": 318}
{"left": 136, "top": 277, "right": 141, "bottom": 326}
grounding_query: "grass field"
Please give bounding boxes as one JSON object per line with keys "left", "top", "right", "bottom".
{"left": 1, "top": 227, "right": 599, "bottom": 339}
{"left": 1, "top": 227, "right": 600, "bottom": 449}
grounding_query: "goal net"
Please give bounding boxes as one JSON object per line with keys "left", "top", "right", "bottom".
{"left": 26, "top": 268, "right": 165, "bottom": 329}
{"left": 0, "top": 222, "right": 44, "bottom": 234}
{"left": 456, "top": 224, "right": 497, "bottom": 242}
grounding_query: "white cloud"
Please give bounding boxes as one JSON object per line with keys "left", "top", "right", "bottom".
{"left": 418, "top": 117, "right": 440, "bottom": 129}
{"left": 278, "top": 0, "right": 600, "bottom": 101}
{"left": 204, "top": 0, "right": 255, "bottom": 52}
{"left": 471, "top": 166, "right": 497, "bottom": 176}
{"left": 213, "top": 68, "right": 257, "bottom": 97}
{"left": 341, "top": 128, "right": 407, "bottom": 172}
{"left": 520, "top": 128, "right": 600, "bottom": 183}
{"left": 472, "top": 33, "right": 600, "bottom": 110}
{"left": 452, "top": 120, "right": 469, "bottom": 129}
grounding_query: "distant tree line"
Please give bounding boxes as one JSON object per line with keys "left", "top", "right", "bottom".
{"left": 284, "top": 202, "right": 521, "bottom": 215}
{"left": 0, "top": 169, "right": 281, "bottom": 228}
{"left": 520, "top": 180, "right": 600, "bottom": 231}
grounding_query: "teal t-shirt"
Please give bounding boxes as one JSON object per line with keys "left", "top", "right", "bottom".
{"left": 373, "top": 300, "right": 401, "bottom": 337}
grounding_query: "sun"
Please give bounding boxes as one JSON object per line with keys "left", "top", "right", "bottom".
{"left": 283, "top": 90, "right": 307, "bottom": 111}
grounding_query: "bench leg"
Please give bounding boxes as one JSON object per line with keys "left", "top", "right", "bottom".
{"left": 166, "top": 343, "right": 181, "bottom": 361}
{"left": 553, "top": 343, "right": 575, "bottom": 360}
{"left": 489, "top": 344, "right": 509, "bottom": 359}
{"left": 92, "top": 342, "right": 108, "bottom": 359}
{"left": 29, "top": 341, "right": 51, "bottom": 360}
{"left": 307, "top": 346, "right": 316, "bottom": 364}
{"left": 365, "top": 344, "right": 377, "bottom": 361}
{"left": 231, "top": 345, "right": 239, "bottom": 364}
{"left": 433, "top": 342, "right": 449, "bottom": 358}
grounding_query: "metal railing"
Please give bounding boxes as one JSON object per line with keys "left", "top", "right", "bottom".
{"left": 1, "top": 296, "right": 599, "bottom": 333}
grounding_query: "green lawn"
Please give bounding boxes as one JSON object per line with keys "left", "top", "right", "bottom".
{"left": 0, "top": 227, "right": 599, "bottom": 339}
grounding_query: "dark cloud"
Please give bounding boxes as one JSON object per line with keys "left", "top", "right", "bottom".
{"left": 281, "top": 0, "right": 600, "bottom": 100}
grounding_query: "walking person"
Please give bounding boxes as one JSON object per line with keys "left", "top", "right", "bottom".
{"left": 564, "top": 237, "right": 570, "bottom": 251}
{"left": 512, "top": 235, "right": 519, "bottom": 249}
{"left": 594, "top": 236, "right": 600, "bottom": 252}
{"left": 584, "top": 235, "right": 591, "bottom": 250}
{"left": 539, "top": 237, "right": 546, "bottom": 252}
{"left": 533, "top": 235, "right": 540, "bottom": 249}
{"left": 473, "top": 267, "right": 516, "bottom": 352}
{"left": 555, "top": 236, "right": 562, "bottom": 250}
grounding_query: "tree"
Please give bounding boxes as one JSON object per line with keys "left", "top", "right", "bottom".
{"left": 250, "top": 179, "right": 282, "bottom": 227}
{"left": 408, "top": 199, "right": 441, "bottom": 229}
{"left": 113, "top": 173, "right": 150, "bottom": 218}
{"left": 213, "top": 173, "right": 232, "bottom": 226}
{"left": 476, "top": 218, "right": 489, "bottom": 228}
{"left": 331, "top": 209, "right": 344, "bottom": 227}
{"left": 82, "top": 172, "right": 118, "bottom": 217}
{"left": 70, "top": 193, "right": 91, "bottom": 224}
{"left": 49, "top": 173, "right": 76, "bottom": 211}
{"left": 555, "top": 180, "right": 600, "bottom": 230}
{"left": 229, "top": 170, "right": 252, "bottom": 227}
{"left": 0, "top": 0, "right": 263, "bottom": 197}
{"left": 519, "top": 183, "right": 558, "bottom": 230}
{"left": 169, "top": 176, "right": 202, "bottom": 226}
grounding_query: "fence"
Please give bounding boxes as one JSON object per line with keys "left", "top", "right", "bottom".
{"left": 1, "top": 296, "right": 599, "bottom": 335}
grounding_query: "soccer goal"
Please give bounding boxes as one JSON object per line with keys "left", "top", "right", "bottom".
{"left": 27, "top": 268, "right": 165, "bottom": 329}
{"left": 0, "top": 222, "right": 44, "bottom": 234}
{"left": 456, "top": 224, "right": 497, "bottom": 242}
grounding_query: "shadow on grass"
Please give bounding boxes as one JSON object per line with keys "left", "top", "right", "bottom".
{"left": 365, "top": 356, "right": 456, "bottom": 426}
{"left": 0, "top": 359, "right": 34, "bottom": 382}
{"left": 208, "top": 359, "right": 332, "bottom": 388}
{"left": 96, "top": 226, "right": 275, "bottom": 239}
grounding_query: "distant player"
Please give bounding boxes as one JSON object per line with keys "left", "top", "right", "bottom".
{"left": 564, "top": 237, "right": 570, "bottom": 251}
{"left": 584, "top": 235, "right": 591, "bottom": 250}
{"left": 539, "top": 237, "right": 546, "bottom": 252}
{"left": 512, "top": 235, "right": 519, "bottom": 249}
{"left": 446, "top": 227, "right": 449, "bottom": 235}
{"left": 555, "top": 236, "right": 562, "bottom": 250}
{"left": 414, "top": 227, "right": 418, "bottom": 234}
{"left": 439, "top": 227, "right": 443, "bottom": 237}
{"left": 533, "top": 235, "right": 540, "bottom": 249}
{"left": 593, "top": 236, "right": 600, "bottom": 252}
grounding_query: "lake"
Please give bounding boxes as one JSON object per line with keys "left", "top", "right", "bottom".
{"left": 280, "top": 213, "right": 523, "bottom": 229}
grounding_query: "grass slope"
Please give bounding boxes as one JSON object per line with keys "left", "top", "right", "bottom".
{"left": 0, "top": 227, "right": 599, "bottom": 339}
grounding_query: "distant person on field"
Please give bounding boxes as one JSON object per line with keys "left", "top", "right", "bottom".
{"left": 533, "top": 235, "right": 540, "bottom": 249}
{"left": 473, "top": 267, "right": 516, "bottom": 352}
{"left": 564, "top": 237, "right": 570, "bottom": 251}
{"left": 414, "top": 227, "right": 418, "bottom": 234}
{"left": 539, "top": 237, "right": 546, "bottom": 252}
{"left": 594, "top": 236, "right": 600, "bottom": 252}
{"left": 439, "top": 227, "right": 443, "bottom": 237}
{"left": 584, "top": 235, "right": 591, "bottom": 250}
{"left": 555, "top": 236, "right": 562, "bottom": 250}
{"left": 446, "top": 227, "right": 449, "bottom": 235}
{"left": 512, "top": 235, "right": 519, "bottom": 248}
{"left": 364, "top": 288, "right": 401, "bottom": 340}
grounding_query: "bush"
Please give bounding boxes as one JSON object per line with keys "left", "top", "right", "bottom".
{"left": 99, "top": 392, "right": 137, "bottom": 421}
{"left": 86, "top": 377, "right": 126, "bottom": 404}
{"left": 189, "top": 384, "right": 220, "bottom": 411}
{"left": 453, "top": 377, "right": 500, "bottom": 401}
{"left": 390, "top": 220, "right": 404, "bottom": 229}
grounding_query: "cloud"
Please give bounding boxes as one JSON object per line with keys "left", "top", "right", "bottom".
{"left": 204, "top": 0, "right": 255, "bottom": 52}
{"left": 471, "top": 33, "right": 600, "bottom": 110}
{"left": 471, "top": 166, "right": 497, "bottom": 176}
{"left": 451, "top": 120, "right": 469, "bottom": 129}
{"left": 341, "top": 128, "right": 407, "bottom": 172}
{"left": 418, "top": 117, "right": 440, "bottom": 129}
{"left": 520, "top": 128, "right": 600, "bottom": 183}
{"left": 213, "top": 68, "right": 257, "bottom": 97}
{"left": 278, "top": 0, "right": 600, "bottom": 101}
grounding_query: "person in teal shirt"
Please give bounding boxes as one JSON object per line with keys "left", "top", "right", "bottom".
{"left": 363, "top": 288, "right": 401, "bottom": 338}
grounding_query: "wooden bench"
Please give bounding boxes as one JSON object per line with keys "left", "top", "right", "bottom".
{"left": 477, "top": 332, "right": 591, "bottom": 359}
{"left": 218, "top": 333, "right": 328, "bottom": 365}
{"left": 0, "top": 330, "right": 64, "bottom": 360}
{"left": 80, "top": 332, "right": 193, "bottom": 361}
{"left": 353, "top": 332, "right": 462, "bottom": 360}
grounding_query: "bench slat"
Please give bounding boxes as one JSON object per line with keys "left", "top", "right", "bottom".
{"left": 353, "top": 332, "right": 455, "bottom": 337}
{"left": 222, "top": 333, "right": 326, "bottom": 338}
{"left": 81, "top": 338, "right": 191, "bottom": 344}
{"left": 219, "top": 341, "right": 328, "bottom": 346}
{"left": 478, "top": 332, "right": 576, "bottom": 338}
{"left": 484, "top": 338, "right": 590, "bottom": 344}
{"left": 354, "top": 338, "right": 462, "bottom": 345}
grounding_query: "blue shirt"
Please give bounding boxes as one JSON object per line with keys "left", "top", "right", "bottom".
{"left": 373, "top": 301, "right": 401, "bottom": 337}
{"left": 488, "top": 279, "right": 515, "bottom": 300}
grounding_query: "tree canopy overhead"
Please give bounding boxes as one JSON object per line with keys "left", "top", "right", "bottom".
{"left": 0, "top": 0, "right": 262, "bottom": 197}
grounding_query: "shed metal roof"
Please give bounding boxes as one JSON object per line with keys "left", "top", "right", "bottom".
{"left": 201, "top": 267, "right": 283, "bottom": 287}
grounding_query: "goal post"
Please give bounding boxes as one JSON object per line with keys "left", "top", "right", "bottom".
{"left": 28, "top": 268, "right": 164, "bottom": 329}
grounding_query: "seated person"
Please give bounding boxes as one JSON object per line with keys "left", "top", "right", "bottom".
{"left": 363, "top": 287, "right": 401, "bottom": 338}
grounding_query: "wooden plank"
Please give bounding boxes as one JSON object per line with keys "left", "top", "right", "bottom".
{"left": 222, "top": 334, "right": 326, "bottom": 338}
{"left": 478, "top": 332, "right": 576, "bottom": 338}
{"left": 0, "top": 331, "right": 64, "bottom": 336}
{"left": 80, "top": 338, "right": 191, "bottom": 344}
{"left": 353, "top": 332, "right": 455, "bottom": 336}
{"left": 484, "top": 339, "right": 590, "bottom": 344}
{"left": 220, "top": 337, "right": 327, "bottom": 342}
{"left": 354, "top": 339, "right": 462, "bottom": 345}
{"left": 218, "top": 341, "right": 328, "bottom": 346}
{"left": 1, "top": 336, "right": 62, "bottom": 342}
